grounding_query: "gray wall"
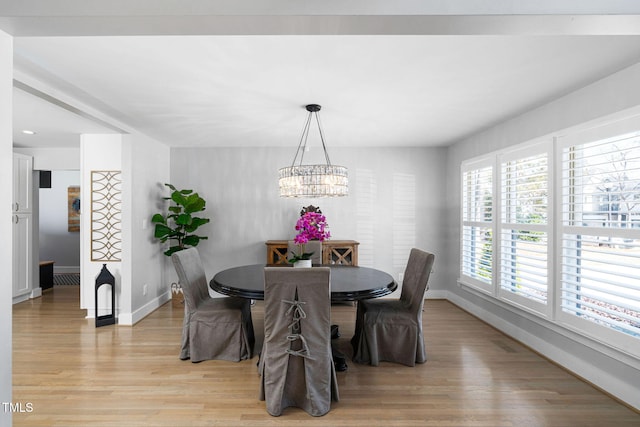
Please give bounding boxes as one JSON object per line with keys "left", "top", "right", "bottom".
{"left": 38, "top": 170, "right": 80, "bottom": 272}
{"left": 169, "top": 146, "right": 446, "bottom": 293}
{"left": 443, "top": 62, "right": 640, "bottom": 409}
{"left": 125, "top": 133, "right": 171, "bottom": 321}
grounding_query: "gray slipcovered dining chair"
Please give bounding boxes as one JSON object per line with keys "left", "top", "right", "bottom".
{"left": 172, "top": 248, "right": 255, "bottom": 363}
{"left": 351, "top": 248, "right": 435, "bottom": 366}
{"left": 259, "top": 267, "right": 339, "bottom": 416}
{"left": 288, "top": 240, "right": 322, "bottom": 264}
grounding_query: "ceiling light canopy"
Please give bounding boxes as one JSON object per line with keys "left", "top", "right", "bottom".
{"left": 279, "top": 104, "right": 348, "bottom": 198}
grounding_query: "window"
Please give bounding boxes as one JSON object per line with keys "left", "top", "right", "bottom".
{"left": 461, "top": 161, "right": 493, "bottom": 292}
{"left": 499, "top": 146, "right": 550, "bottom": 314}
{"left": 560, "top": 130, "right": 640, "bottom": 344}
{"left": 460, "top": 113, "right": 640, "bottom": 353}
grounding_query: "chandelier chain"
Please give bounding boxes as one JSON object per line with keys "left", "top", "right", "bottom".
{"left": 314, "top": 112, "right": 332, "bottom": 166}
{"left": 291, "top": 111, "right": 313, "bottom": 168}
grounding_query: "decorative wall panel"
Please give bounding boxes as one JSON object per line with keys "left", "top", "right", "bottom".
{"left": 91, "top": 170, "right": 122, "bottom": 261}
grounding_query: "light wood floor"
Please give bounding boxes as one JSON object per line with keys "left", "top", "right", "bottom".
{"left": 13, "top": 286, "right": 639, "bottom": 427}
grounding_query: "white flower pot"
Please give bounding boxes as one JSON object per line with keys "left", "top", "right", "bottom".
{"left": 293, "top": 259, "right": 312, "bottom": 268}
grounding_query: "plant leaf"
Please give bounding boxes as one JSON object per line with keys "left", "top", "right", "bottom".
{"left": 154, "top": 223, "right": 173, "bottom": 239}
{"left": 185, "top": 217, "right": 209, "bottom": 232}
{"left": 184, "top": 193, "right": 206, "bottom": 213}
{"left": 151, "top": 213, "right": 165, "bottom": 224}
{"left": 171, "top": 190, "right": 187, "bottom": 206}
{"left": 183, "top": 235, "right": 206, "bottom": 247}
{"left": 175, "top": 213, "right": 192, "bottom": 225}
{"left": 164, "top": 246, "right": 183, "bottom": 257}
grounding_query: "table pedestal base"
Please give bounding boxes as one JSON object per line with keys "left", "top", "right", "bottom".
{"left": 331, "top": 324, "right": 348, "bottom": 371}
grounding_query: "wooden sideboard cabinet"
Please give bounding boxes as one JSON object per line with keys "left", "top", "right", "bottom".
{"left": 265, "top": 240, "right": 359, "bottom": 266}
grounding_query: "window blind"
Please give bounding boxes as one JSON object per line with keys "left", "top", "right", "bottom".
{"left": 500, "top": 153, "right": 549, "bottom": 306}
{"left": 461, "top": 165, "right": 493, "bottom": 286}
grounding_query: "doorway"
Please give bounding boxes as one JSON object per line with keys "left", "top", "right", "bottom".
{"left": 38, "top": 170, "right": 81, "bottom": 291}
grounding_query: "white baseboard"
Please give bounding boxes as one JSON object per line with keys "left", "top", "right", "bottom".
{"left": 444, "top": 290, "right": 640, "bottom": 411}
{"left": 86, "top": 291, "right": 171, "bottom": 326}
{"left": 119, "top": 291, "right": 172, "bottom": 326}
{"left": 425, "top": 289, "right": 448, "bottom": 299}
{"left": 12, "top": 287, "right": 43, "bottom": 304}
{"left": 12, "top": 292, "right": 30, "bottom": 305}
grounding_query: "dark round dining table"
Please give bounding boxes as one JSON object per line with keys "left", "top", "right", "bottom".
{"left": 211, "top": 264, "right": 397, "bottom": 302}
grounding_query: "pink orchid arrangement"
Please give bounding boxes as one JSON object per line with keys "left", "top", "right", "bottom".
{"left": 289, "top": 211, "right": 331, "bottom": 263}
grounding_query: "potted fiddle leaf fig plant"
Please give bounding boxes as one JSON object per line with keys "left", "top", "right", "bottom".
{"left": 151, "top": 183, "right": 210, "bottom": 256}
{"left": 151, "top": 183, "right": 210, "bottom": 307}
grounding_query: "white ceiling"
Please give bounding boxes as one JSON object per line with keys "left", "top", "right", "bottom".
{"left": 6, "top": 4, "right": 640, "bottom": 149}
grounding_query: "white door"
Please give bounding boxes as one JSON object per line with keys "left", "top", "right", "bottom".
{"left": 12, "top": 153, "right": 34, "bottom": 301}
{"left": 13, "top": 213, "right": 32, "bottom": 298}
{"left": 13, "top": 153, "right": 33, "bottom": 213}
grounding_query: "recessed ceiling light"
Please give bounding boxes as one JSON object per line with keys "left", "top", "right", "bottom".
{"left": 22, "top": 130, "right": 36, "bottom": 135}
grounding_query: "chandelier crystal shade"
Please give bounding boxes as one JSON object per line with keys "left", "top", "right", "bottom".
{"left": 279, "top": 104, "right": 349, "bottom": 198}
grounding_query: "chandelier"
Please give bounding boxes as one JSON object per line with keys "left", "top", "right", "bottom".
{"left": 279, "top": 104, "right": 349, "bottom": 198}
